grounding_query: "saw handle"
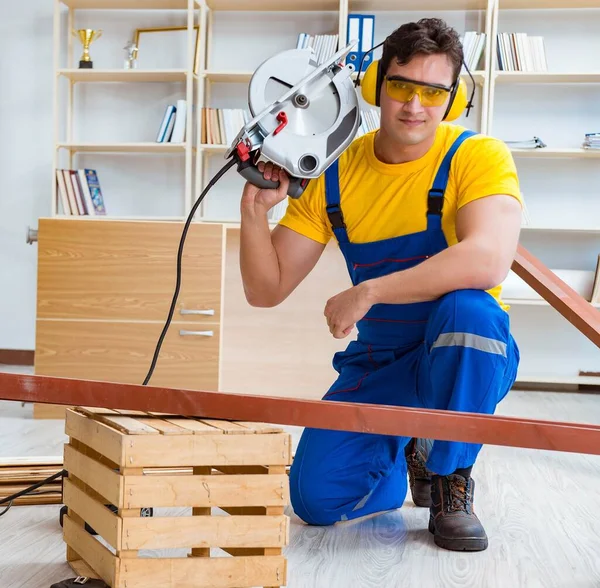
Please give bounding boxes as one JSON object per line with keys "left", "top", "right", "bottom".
{"left": 236, "top": 157, "right": 307, "bottom": 199}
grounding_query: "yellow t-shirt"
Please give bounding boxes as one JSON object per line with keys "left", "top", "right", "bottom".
{"left": 278, "top": 122, "right": 523, "bottom": 310}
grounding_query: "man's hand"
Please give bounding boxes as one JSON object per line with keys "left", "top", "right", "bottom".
{"left": 324, "top": 283, "right": 374, "bottom": 338}
{"left": 240, "top": 161, "right": 289, "bottom": 219}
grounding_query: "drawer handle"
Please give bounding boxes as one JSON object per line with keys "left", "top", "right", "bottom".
{"left": 179, "top": 330, "right": 214, "bottom": 337}
{"left": 179, "top": 308, "right": 215, "bottom": 316}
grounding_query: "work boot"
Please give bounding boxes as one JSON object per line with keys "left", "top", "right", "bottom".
{"left": 429, "top": 473, "right": 488, "bottom": 552}
{"left": 404, "top": 438, "right": 433, "bottom": 507}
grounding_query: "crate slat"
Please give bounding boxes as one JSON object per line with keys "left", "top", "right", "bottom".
{"left": 119, "top": 555, "right": 287, "bottom": 588}
{"left": 124, "top": 473, "right": 289, "bottom": 508}
{"left": 122, "top": 514, "right": 288, "bottom": 550}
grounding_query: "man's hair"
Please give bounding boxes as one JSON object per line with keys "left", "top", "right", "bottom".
{"left": 380, "top": 18, "right": 464, "bottom": 83}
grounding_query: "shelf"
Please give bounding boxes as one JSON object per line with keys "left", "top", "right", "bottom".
{"left": 494, "top": 72, "right": 600, "bottom": 83}
{"left": 57, "top": 142, "right": 188, "bottom": 153}
{"left": 58, "top": 69, "right": 190, "bottom": 83}
{"left": 202, "top": 144, "right": 229, "bottom": 152}
{"left": 349, "top": 0, "right": 489, "bottom": 9}
{"left": 499, "top": 0, "right": 600, "bottom": 8}
{"left": 61, "top": 0, "right": 197, "bottom": 8}
{"left": 205, "top": 0, "right": 339, "bottom": 9}
{"left": 53, "top": 215, "right": 187, "bottom": 221}
{"left": 520, "top": 226, "right": 600, "bottom": 234}
{"left": 205, "top": 70, "right": 486, "bottom": 86}
{"left": 203, "top": 71, "right": 253, "bottom": 83}
{"left": 511, "top": 147, "right": 600, "bottom": 158}
{"left": 504, "top": 298, "right": 600, "bottom": 308}
{"left": 514, "top": 374, "right": 600, "bottom": 387}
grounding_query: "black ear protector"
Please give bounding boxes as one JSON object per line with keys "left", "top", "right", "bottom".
{"left": 352, "top": 39, "right": 476, "bottom": 121}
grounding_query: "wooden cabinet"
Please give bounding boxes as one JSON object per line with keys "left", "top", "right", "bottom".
{"left": 33, "top": 218, "right": 224, "bottom": 418}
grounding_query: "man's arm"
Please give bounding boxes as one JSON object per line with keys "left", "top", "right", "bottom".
{"left": 324, "top": 194, "right": 522, "bottom": 338}
{"left": 364, "top": 193, "right": 522, "bottom": 304}
{"left": 239, "top": 162, "right": 326, "bottom": 307}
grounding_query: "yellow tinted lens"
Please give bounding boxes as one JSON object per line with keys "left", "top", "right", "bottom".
{"left": 385, "top": 79, "right": 449, "bottom": 107}
{"left": 386, "top": 79, "right": 417, "bottom": 103}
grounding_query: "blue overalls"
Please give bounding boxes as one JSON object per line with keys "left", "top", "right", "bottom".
{"left": 289, "top": 130, "right": 520, "bottom": 526}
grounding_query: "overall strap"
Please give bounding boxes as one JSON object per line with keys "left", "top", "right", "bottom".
{"left": 324, "top": 158, "right": 349, "bottom": 244}
{"left": 427, "top": 129, "right": 477, "bottom": 228}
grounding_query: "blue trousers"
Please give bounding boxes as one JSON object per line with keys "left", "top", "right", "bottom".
{"left": 289, "top": 289, "right": 520, "bottom": 526}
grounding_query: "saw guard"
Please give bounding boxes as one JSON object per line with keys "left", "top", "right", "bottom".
{"left": 225, "top": 42, "right": 360, "bottom": 181}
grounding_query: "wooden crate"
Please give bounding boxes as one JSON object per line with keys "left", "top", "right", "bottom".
{"left": 62, "top": 406, "right": 292, "bottom": 588}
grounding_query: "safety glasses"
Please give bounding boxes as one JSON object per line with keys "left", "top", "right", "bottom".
{"left": 385, "top": 76, "right": 453, "bottom": 107}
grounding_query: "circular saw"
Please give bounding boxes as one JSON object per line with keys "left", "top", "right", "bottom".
{"left": 225, "top": 41, "right": 361, "bottom": 198}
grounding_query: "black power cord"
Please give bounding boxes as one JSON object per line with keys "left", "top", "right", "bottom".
{"left": 0, "top": 156, "right": 238, "bottom": 519}
{"left": 142, "top": 156, "right": 237, "bottom": 386}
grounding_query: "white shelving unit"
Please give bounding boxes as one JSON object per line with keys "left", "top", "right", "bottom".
{"left": 52, "top": 0, "right": 203, "bottom": 220}
{"left": 50, "top": 0, "right": 600, "bottom": 389}
{"left": 487, "top": 0, "right": 600, "bottom": 388}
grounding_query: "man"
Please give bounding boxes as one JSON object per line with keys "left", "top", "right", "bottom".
{"left": 238, "top": 18, "right": 522, "bottom": 552}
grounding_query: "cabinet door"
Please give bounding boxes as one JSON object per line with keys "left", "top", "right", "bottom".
{"left": 34, "top": 319, "right": 219, "bottom": 391}
{"left": 36, "top": 219, "right": 223, "bottom": 322}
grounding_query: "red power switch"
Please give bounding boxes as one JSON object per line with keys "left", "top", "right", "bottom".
{"left": 274, "top": 111, "right": 288, "bottom": 135}
{"left": 236, "top": 140, "right": 251, "bottom": 162}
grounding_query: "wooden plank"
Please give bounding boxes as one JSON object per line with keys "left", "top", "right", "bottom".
{"left": 0, "top": 456, "right": 62, "bottom": 467}
{"left": 196, "top": 419, "right": 255, "bottom": 434}
{"left": 6, "top": 372, "right": 600, "bottom": 457}
{"left": 63, "top": 515, "right": 116, "bottom": 587}
{"left": 119, "top": 555, "right": 286, "bottom": 588}
{"left": 123, "top": 473, "right": 289, "bottom": 509}
{"left": 233, "top": 422, "right": 284, "bottom": 434}
{"left": 125, "top": 433, "right": 291, "bottom": 468}
{"left": 163, "top": 418, "right": 224, "bottom": 435}
{"left": 65, "top": 408, "right": 125, "bottom": 466}
{"left": 77, "top": 406, "right": 120, "bottom": 417}
{"left": 63, "top": 444, "right": 123, "bottom": 507}
{"left": 122, "top": 514, "right": 288, "bottom": 550}
{"left": 133, "top": 417, "right": 192, "bottom": 435}
{"left": 513, "top": 245, "right": 600, "bottom": 348}
{"left": 93, "top": 414, "right": 162, "bottom": 435}
{"left": 63, "top": 479, "right": 121, "bottom": 550}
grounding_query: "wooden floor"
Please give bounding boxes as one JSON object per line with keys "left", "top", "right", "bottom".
{"left": 1, "top": 365, "right": 599, "bottom": 588}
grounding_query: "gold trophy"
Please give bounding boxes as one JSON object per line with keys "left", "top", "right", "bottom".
{"left": 73, "top": 29, "right": 103, "bottom": 69}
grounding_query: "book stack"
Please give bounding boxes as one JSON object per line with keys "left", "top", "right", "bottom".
{"left": 582, "top": 133, "right": 600, "bottom": 150}
{"left": 356, "top": 108, "right": 380, "bottom": 137}
{"left": 461, "top": 31, "right": 486, "bottom": 71}
{"left": 156, "top": 99, "right": 187, "bottom": 143}
{"left": 296, "top": 32, "right": 339, "bottom": 65}
{"left": 56, "top": 169, "right": 106, "bottom": 216}
{"left": 202, "top": 107, "right": 250, "bottom": 146}
{"left": 496, "top": 33, "right": 547, "bottom": 71}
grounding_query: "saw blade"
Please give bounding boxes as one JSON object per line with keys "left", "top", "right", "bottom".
{"left": 248, "top": 48, "right": 343, "bottom": 137}
{"left": 262, "top": 76, "right": 340, "bottom": 136}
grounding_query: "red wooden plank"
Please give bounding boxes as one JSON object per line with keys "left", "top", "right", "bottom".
{"left": 513, "top": 245, "right": 600, "bottom": 347}
{"left": 1, "top": 372, "right": 599, "bottom": 457}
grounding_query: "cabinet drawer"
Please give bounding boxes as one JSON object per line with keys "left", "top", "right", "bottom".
{"left": 34, "top": 319, "right": 220, "bottom": 391}
{"left": 36, "top": 219, "right": 223, "bottom": 321}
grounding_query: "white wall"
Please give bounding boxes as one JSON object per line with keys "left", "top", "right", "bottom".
{"left": 0, "top": 0, "right": 54, "bottom": 350}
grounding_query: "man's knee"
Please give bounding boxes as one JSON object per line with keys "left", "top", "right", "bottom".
{"left": 289, "top": 457, "right": 337, "bottom": 526}
{"left": 428, "top": 289, "right": 509, "bottom": 346}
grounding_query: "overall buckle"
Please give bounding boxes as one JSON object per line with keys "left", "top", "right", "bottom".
{"left": 326, "top": 204, "right": 346, "bottom": 230}
{"left": 427, "top": 189, "right": 444, "bottom": 215}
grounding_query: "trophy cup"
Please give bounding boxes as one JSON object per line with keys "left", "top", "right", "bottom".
{"left": 123, "top": 41, "right": 138, "bottom": 70}
{"left": 73, "top": 29, "right": 103, "bottom": 69}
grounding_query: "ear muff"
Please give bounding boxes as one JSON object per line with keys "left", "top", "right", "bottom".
{"left": 358, "top": 61, "right": 470, "bottom": 121}
{"left": 359, "top": 59, "right": 383, "bottom": 107}
{"left": 442, "top": 76, "right": 468, "bottom": 122}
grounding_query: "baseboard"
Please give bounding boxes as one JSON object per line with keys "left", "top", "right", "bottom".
{"left": 0, "top": 349, "right": 34, "bottom": 366}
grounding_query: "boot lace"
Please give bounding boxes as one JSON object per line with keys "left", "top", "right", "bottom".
{"left": 406, "top": 449, "right": 430, "bottom": 480}
{"left": 446, "top": 475, "right": 470, "bottom": 513}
